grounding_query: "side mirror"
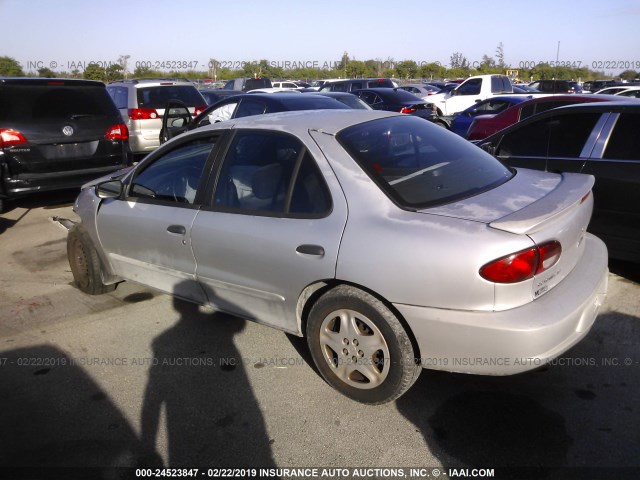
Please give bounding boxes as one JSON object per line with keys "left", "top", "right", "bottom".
{"left": 450, "top": 89, "right": 458, "bottom": 96}
{"left": 480, "top": 142, "right": 496, "bottom": 156}
{"left": 96, "top": 180, "right": 123, "bottom": 199}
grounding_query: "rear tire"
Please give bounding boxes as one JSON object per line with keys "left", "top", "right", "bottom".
{"left": 67, "top": 224, "right": 116, "bottom": 295}
{"left": 306, "top": 285, "right": 421, "bottom": 404}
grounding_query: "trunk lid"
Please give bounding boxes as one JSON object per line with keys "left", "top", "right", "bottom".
{"left": 422, "top": 168, "right": 595, "bottom": 302}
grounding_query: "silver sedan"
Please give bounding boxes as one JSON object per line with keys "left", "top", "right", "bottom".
{"left": 68, "top": 110, "right": 608, "bottom": 404}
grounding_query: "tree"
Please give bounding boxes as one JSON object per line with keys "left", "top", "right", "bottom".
{"left": 118, "top": 55, "right": 130, "bottom": 78}
{"left": 495, "top": 42, "right": 506, "bottom": 69}
{"left": 133, "top": 65, "right": 161, "bottom": 78}
{"left": 449, "top": 52, "right": 469, "bottom": 70}
{"left": 0, "top": 56, "right": 24, "bottom": 76}
{"left": 620, "top": 69, "right": 639, "bottom": 81}
{"left": 419, "top": 62, "right": 446, "bottom": 80}
{"left": 345, "top": 60, "right": 366, "bottom": 78}
{"left": 106, "top": 63, "right": 124, "bottom": 82}
{"left": 394, "top": 60, "right": 418, "bottom": 79}
{"left": 478, "top": 54, "right": 497, "bottom": 73}
{"left": 37, "top": 67, "right": 56, "bottom": 77}
{"left": 83, "top": 63, "right": 105, "bottom": 81}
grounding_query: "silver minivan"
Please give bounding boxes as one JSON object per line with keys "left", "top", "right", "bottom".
{"left": 107, "top": 79, "right": 206, "bottom": 155}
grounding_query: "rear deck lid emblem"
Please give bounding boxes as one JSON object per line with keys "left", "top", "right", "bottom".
{"left": 62, "top": 126, "right": 74, "bottom": 136}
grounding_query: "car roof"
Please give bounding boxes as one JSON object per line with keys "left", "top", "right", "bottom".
{"left": 0, "top": 77, "right": 105, "bottom": 87}
{"left": 482, "top": 100, "right": 640, "bottom": 143}
{"left": 199, "top": 109, "right": 399, "bottom": 136}
{"left": 548, "top": 99, "right": 640, "bottom": 113}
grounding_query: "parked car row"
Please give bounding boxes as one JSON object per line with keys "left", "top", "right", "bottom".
{"left": 2, "top": 74, "right": 637, "bottom": 406}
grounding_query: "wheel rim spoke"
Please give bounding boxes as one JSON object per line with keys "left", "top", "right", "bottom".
{"left": 319, "top": 308, "right": 390, "bottom": 389}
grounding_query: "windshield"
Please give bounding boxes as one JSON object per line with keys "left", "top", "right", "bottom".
{"left": 337, "top": 116, "right": 513, "bottom": 209}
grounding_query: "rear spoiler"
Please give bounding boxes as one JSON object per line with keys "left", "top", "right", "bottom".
{"left": 489, "top": 172, "right": 594, "bottom": 235}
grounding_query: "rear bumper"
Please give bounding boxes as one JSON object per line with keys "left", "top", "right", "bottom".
{"left": 396, "top": 234, "right": 609, "bottom": 375}
{"left": 0, "top": 163, "right": 129, "bottom": 199}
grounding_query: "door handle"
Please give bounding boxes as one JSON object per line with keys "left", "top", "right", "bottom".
{"left": 296, "top": 244, "right": 325, "bottom": 257}
{"left": 167, "top": 225, "right": 186, "bottom": 235}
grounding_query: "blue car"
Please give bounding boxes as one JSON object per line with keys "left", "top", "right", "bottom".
{"left": 450, "top": 96, "right": 532, "bottom": 138}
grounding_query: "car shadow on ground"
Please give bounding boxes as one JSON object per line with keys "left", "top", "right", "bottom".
{"left": 396, "top": 310, "right": 640, "bottom": 480}
{"left": 1, "top": 189, "right": 79, "bottom": 215}
{"left": 140, "top": 289, "right": 277, "bottom": 468}
{"left": 609, "top": 259, "right": 640, "bottom": 284}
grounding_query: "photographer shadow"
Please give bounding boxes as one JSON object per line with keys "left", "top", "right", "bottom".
{"left": 140, "top": 288, "right": 276, "bottom": 468}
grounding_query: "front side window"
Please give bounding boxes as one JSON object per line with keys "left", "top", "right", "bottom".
{"left": 457, "top": 79, "right": 482, "bottom": 95}
{"left": 129, "top": 138, "right": 215, "bottom": 204}
{"left": 212, "top": 131, "right": 331, "bottom": 216}
{"left": 337, "top": 116, "right": 512, "bottom": 209}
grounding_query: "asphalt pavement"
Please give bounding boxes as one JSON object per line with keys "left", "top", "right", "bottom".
{"left": 0, "top": 191, "right": 638, "bottom": 480}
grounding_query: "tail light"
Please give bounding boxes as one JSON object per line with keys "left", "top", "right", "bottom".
{"left": 0, "top": 129, "right": 28, "bottom": 149}
{"left": 128, "top": 108, "right": 159, "bottom": 120}
{"left": 400, "top": 107, "right": 417, "bottom": 114}
{"left": 480, "top": 241, "right": 562, "bottom": 284}
{"left": 193, "top": 105, "right": 207, "bottom": 117}
{"left": 105, "top": 123, "right": 129, "bottom": 140}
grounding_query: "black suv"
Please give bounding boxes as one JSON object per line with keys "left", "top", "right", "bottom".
{"left": 0, "top": 78, "right": 131, "bottom": 212}
{"left": 221, "top": 77, "right": 273, "bottom": 91}
{"left": 529, "top": 79, "right": 583, "bottom": 94}
{"left": 319, "top": 78, "right": 395, "bottom": 92}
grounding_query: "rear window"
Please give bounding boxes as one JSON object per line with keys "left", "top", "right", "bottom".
{"left": 244, "top": 78, "right": 272, "bottom": 91}
{"left": 365, "top": 79, "right": 394, "bottom": 88}
{"left": 337, "top": 116, "right": 512, "bottom": 209}
{"left": 0, "top": 84, "right": 118, "bottom": 121}
{"left": 137, "top": 85, "right": 204, "bottom": 109}
{"left": 267, "top": 96, "right": 349, "bottom": 111}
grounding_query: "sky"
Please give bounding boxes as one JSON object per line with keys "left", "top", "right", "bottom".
{"left": 2, "top": 0, "right": 640, "bottom": 76}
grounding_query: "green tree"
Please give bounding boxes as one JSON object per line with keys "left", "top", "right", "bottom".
{"left": 449, "top": 52, "right": 469, "bottom": 70}
{"left": 478, "top": 54, "right": 498, "bottom": 73}
{"left": 105, "top": 63, "right": 124, "bottom": 82}
{"left": 83, "top": 63, "right": 105, "bottom": 81}
{"left": 419, "top": 62, "right": 446, "bottom": 80}
{"left": 346, "top": 60, "right": 367, "bottom": 78}
{"left": 394, "top": 60, "right": 418, "bottom": 79}
{"left": 620, "top": 69, "right": 639, "bottom": 81}
{"left": 37, "top": 67, "right": 56, "bottom": 77}
{"left": 0, "top": 56, "right": 24, "bottom": 76}
{"left": 133, "top": 65, "right": 162, "bottom": 78}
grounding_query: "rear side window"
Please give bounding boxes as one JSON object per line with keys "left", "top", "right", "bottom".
{"left": 0, "top": 84, "right": 118, "bottom": 121}
{"left": 137, "top": 86, "right": 204, "bottom": 109}
{"left": 603, "top": 113, "right": 640, "bottom": 160}
{"left": 235, "top": 99, "right": 267, "bottom": 118}
{"left": 212, "top": 131, "right": 331, "bottom": 216}
{"left": 497, "top": 113, "right": 600, "bottom": 158}
{"left": 491, "top": 76, "right": 511, "bottom": 93}
{"left": 337, "top": 115, "right": 512, "bottom": 209}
